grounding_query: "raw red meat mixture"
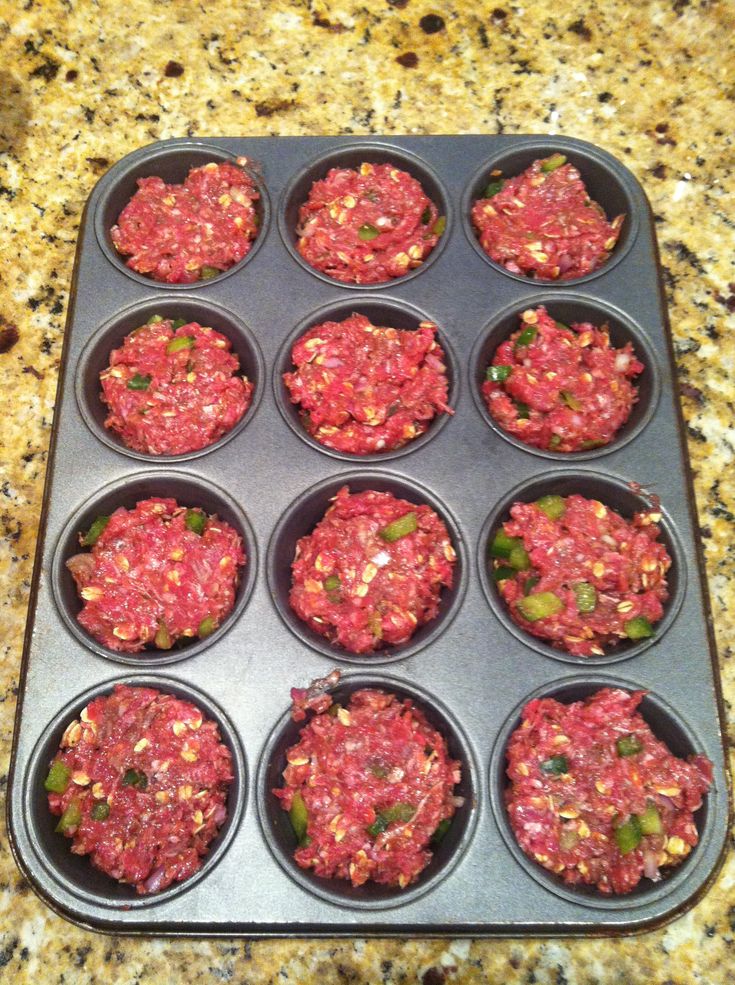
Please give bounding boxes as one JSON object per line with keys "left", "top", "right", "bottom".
{"left": 471, "top": 154, "right": 623, "bottom": 280}
{"left": 274, "top": 688, "right": 461, "bottom": 888}
{"left": 296, "top": 162, "right": 443, "bottom": 284}
{"left": 283, "top": 313, "right": 451, "bottom": 454}
{"left": 67, "top": 497, "right": 245, "bottom": 653}
{"left": 101, "top": 317, "right": 253, "bottom": 455}
{"left": 46, "top": 684, "right": 233, "bottom": 894}
{"left": 483, "top": 306, "right": 643, "bottom": 453}
{"left": 290, "top": 486, "right": 456, "bottom": 654}
{"left": 505, "top": 688, "right": 712, "bottom": 894}
{"left": 494, "top": 494, "right": 671, "bottom": 657}
{"left": 110, "top": 160, "right": 260, "bottom": 283}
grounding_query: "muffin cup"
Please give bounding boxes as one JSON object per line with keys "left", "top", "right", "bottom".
{"left": 274, "top": 296, "right": 458, "bottom": 463}
{"left": 477, "top": 470, "right": 686, "bottom": 665}
{"left": 462, "top": 137, "right": 640, "bottom": 285}
{"left": 469, "top": 293, "right": 661, "bottom": 461}
{"left": 76, "top": 296, "right": 264, "bottom": 462}
{"left": 267, "top": 471, "right": 466, "bottom": 665}
{"left": 257, "top": 671, "right": 478, "bottom": 909}
{"left": 278, "top": 142, "right": 451, "bottom": 289}
{"left": 489, "top": 675, "right": 715, "bottom": 909}
{"left": 94, "top": 141, "right": 270, "bottom": 288}
{"left": 24, "top": 674, "right": 246, "bottom": 909}
{"left": 51, "top": 471, "right": 257, "bottom": 666}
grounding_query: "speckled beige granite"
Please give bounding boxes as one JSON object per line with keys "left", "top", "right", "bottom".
{"left": 1, "top": 0, "right": 734, "bottom": 981}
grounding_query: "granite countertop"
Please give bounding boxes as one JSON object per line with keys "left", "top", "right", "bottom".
{"left": 1, "top": 0, "right": 733, "bottom": 981}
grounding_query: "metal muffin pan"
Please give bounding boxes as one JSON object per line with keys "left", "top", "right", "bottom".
{"left": 7, "top": 135, "right": 729, "bottom": 936}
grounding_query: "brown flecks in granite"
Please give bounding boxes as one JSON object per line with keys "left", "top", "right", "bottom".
{"left": 85, "top": 155, "right": 109, "bottom": 170}
{"left": 164, "top": 60, "right": 185, "bottom": 77}
{"left": 0, "top": 323, "right": 19, "bottom": 353}
{"left": 419, "top": 14, "right": 445, "bottom": 34}
{"left": 714, "top": 284, "right": 735, "bottom": 312}
{"left": 0, "top": 71, "right": 30, "bottom": 154}
{"left": 255, "top": 98, "right": 297, "bottom": 117}
{"left": 0, "top": 0, "right": 733, "bottom": 978}
{"left": 567, "top": 17, "right": 593, "bottom": 41}
{"left": 422, "top": 967, "right": 448, "bottom": 985}
{"left": 396, "top": 51, "right": 418, "bottom": 67}
{"left": 312, "top": 10, "right": 351, "bottom": 33}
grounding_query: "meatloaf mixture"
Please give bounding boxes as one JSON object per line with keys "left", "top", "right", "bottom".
{"left": 274, "top": 687, "right": 461, "bottom": 888}
{"left": 296, "top": 162, "right": 444, "bottom": 284}
{"left": 101, "top": 316, "right": 253, "bottom": 456}
{"left": 45, "top": 683, "right": 233, "bottom": 894}
{"left": 67, "top": 497, "right": 245, "bottom": 653}
{"left": 471, "top": 154, "right": 624, "bottom": 280}
{"left": 505, "top": 687, "right": 712, "bottom": 894}
{"left": 491, "top": 493, "right": 671, "bottom": 657}
{"left": 283, "top": 313, "right": 451, "bottom": 454}
{"left": 290, "top": 486, "right": 456, "bottom": 654}
{"left": 483, "top": 306, "right": 643, "bottom": 452}
{"left": 110, "top": 160, "right": 260, "bottom": 283}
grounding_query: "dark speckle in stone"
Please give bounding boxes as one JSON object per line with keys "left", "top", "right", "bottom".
{"left": 30, "top": 58, "right": 60, "bottom": 81}
{"left": 568, "top": 18, "right": 592, "bottom": 41}
{"left": 651, "top": 163, "right": 667, "bottom": 178}
{"left": 65, "top": 68, "right": 78, "bottom": 81}
{"left": 164, "top": 60, "right": 185, "bottom": 78}
{"left": 396, "top": 51, "right": 419, "bottom": 67}
{"left": 478, "top": 24, "right": 489, "bottom": 47}
{"left": 598, "top": 91, "right": 613, "bottom": 102}
{"left": 492, "top": 8, "right": 508, "bottom": 22}
{"left": 422, "top": 969, "right": 446, "bottom": 985}
{"left": 86, "top": 156, "right": 110, "bottom": 170}
{"left": 255, "top": 98, "right": 294, "bottom": 117}
{"left": 387, "top": 0, "right": 409, "bottom": 8}
{"left": 556, "top": 967, "right": 569, "bottom": 985}
{"left": 312, "top": 14, "right": 349, "bottom": 32}
{"left": 0, "top": 322, "right": 19, "bottom": 353}
{"left": 419, "top": 14, "right": 445, "bottom": 34}
{"left": 686, "top": 424, "right": 707, "bottom": 443}
{"left": 666, "top": 239, "right": 705, "bottom": 274}
{"left": 679, "top": 381, "right": 704, "bottom": 404}
{"left": 714, "top": 285, "right": 735, "bottom": 312}
{"left": 0, "top": 938, "right": 18, "bottom": 968}
{"left": 75, "top": 946, "right": 92, "bottom": 968}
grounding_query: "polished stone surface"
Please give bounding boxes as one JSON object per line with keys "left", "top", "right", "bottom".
{"left": 0, "top": 1, "right": 733, "bottom": 981}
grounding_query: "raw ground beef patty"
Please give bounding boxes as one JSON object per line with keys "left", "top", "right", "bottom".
{"left": 505, "top": 687, "right": 712, "bottom": 894}
{"left": 45, "top": 683, "right": 232, "bottom": 894}
{"left": 283, "top": 313, "right": 451, "bottom": 454}
{"left": 274, "top": 687, "right": 461, "bottom": 888}
{"left": 296, "top": 162, "right": 444, "bottom": 284}
{"left": 483, "top": 305, "right": 643, "bottom": 453}
{"left": 491, "top": 493, "right": 671, "bottom": 657}
{"left": 471, "top": 153, "right": 624, "bottom": 280}
{"left": 66, "top": 497, "right": 245, "bottom": 653}
{"left": 290, "top": 487, "right": 456, "bottom": 654}
{"left": 101, "top": 316, "right": 253, "bottom": 456}
{"left": 110, "top": 160, "right": 260, "bottom": 283}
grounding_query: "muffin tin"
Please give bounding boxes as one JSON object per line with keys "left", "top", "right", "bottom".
{"left": 7, "top": 135, "right": 729, "bottom": 936}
